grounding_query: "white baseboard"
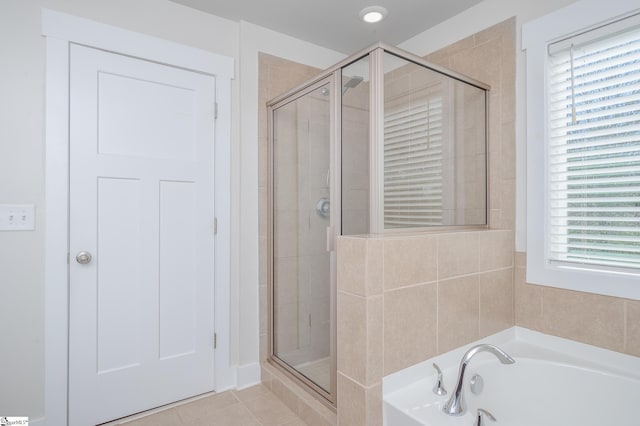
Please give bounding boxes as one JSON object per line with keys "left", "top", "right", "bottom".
{"left": 236, "top": 362, "right": 261, "bottom": 390}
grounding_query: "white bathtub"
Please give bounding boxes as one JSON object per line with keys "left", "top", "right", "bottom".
{"left": 383, "top": 327, "right": 640, "bottom": 426}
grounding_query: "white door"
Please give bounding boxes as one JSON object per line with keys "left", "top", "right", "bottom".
{"left": 68, "top": 44, "right": 216, "bottom": 426}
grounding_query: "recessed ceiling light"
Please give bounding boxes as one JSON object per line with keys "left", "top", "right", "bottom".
{"left": 359, "top": 6, "right": 388, "bottom": 24}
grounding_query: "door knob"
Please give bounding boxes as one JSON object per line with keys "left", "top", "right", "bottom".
{"left": 76, "top": 251, "right": 92, "bottom": 264}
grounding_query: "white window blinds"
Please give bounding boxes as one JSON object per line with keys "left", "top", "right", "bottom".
{"left": 547, "top": 18, "right": 640, "bottom": 270}
{"left": 384, "top": 93, "right": 443, "bottom": 228}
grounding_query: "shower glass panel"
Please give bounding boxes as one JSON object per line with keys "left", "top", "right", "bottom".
{"left": 342, "top": 58, "right": 370, "bottom": 236}
{"left": 271, "top": 81, "right": 332, "bottom": 394}
{"left": 383, "top": 52, "right": 487, "bottom": 228}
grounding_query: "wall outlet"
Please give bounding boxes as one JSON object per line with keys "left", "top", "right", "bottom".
{"left": 0, "top": 204, "right": 35, "bottom": 231}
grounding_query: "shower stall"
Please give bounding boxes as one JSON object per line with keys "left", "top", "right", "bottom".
{"left": 267, "top": 43, "right": 489, "bottom": 406}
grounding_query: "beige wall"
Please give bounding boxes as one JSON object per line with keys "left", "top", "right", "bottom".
{"left": 515, "top": 252, "right": 640, "bottom": 356}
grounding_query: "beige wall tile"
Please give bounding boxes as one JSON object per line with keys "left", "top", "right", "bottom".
{"left": 437, "top": 232, "right": 479, "bottom": 279}
{"left": 366, "top": 239, "right": 384, "bottom": 296}
{"left": 467, "top": 37, "right": 503, "bottom": 90}
{"left": 542, "top": 287, "right": 625, "bottom": 353}
{"left": 514, "top": 251, "right": 525, "bottom": 268}
{"left": 260, "top": 284, "right": 267, "bottom": 335}
{"left": 337, "top": 291, "right": 367, "bottom": 384}
{"left": 626, "top": 300, "right": 640, "bottom": 357}
{"left": 271, "top": 379, "right": 300, "bottom": 415}
{"left": 478, "top": 230, "right": 513, "bottom": 272}
{"left": 439, "top": 35, "right": 475, "bottom": 59}
{"left": 489, "top": 209, "right": 502, "bottom": 229}
{"left": 298, "top": 399, "right": 336, "bottom": 426}
{"left": 384, "top": 236, "right": 437, "bottom": 290}
{"left": 384, "top": 283, "right": 438, "bottom": 375}
{"left": 425, "top": 50, "right": 450, "bottom": 67}
{"left": 514, "top": 266, "right": 543, "bottom": 331}
{"left": 337, "top": 237, "right": 367, "bottom": 295}
{"left": 438, "top": 275, "right": 480, "bottom": 353}
{"left": 473, "top": 18, "right": 515, "bottom": 46}
{"left": 261, "top": 365, "right": 274, "bottom": 390}
{"left": 336, "top": 292, "right": 383, "bottom": 386}
{"left": 274, "top": 257, "right": 299, "bottom": 307}
{"left": 259, "top": 236, "right": 268, "bottom": 285}
{"left": 479, "top": 268, "right": 514, "bottom": 337}
{"left": 260, "top": 332, "right": 268, "bottom": 362}
{"left": 500, "top": 178, "right": 516, "bottom": 230}
{"left": 337, "top": 373, "right": 366, "bottom": 426}
{"left": 365, "top": 383, "right": 383, "bottom": 426}
{"left": 366, "top": 296, "right": 384, "bottom": 385}
{"left": 501, "top": 78, "right": 516, "bottom": 125}
{"left": 501, "top": 124, "right": 516, "bottom": 181}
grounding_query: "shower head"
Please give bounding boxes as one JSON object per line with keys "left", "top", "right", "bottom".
{"left": 342, "top": 75, "right": 364, "bottom": 95}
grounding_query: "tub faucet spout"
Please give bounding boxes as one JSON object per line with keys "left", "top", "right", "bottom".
{"left": 442, "top": 344, "right": 515, "bottom": 416}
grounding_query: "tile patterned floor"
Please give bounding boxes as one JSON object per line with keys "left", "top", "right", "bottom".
{"left": 119, "top": 385, "right": 308, "bottom": 426}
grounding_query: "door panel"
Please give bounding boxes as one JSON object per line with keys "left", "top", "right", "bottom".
{"left": 98, "top": 71, "right": 197, "bottom": 160}
{"left": 69, "top": 44, "right": 216, "bottom": 425}
{"left": 96, "top": 177, "right": 143, "bottom": 373}
{"left": 159, "top": 180, "right": 197, "bottom": 360}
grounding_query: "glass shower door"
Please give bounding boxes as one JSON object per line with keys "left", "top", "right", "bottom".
{"left": 270, "top": 78, "right": 333, "bottom": 397}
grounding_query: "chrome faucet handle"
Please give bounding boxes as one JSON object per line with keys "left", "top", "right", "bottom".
{"left": 443, "top": 344, "right": 515, "bottom": 416}
{"left": 475, "top": 408, "right": 496, "bottom": 426}
{"left": 432, "top": 363, "right": 447, "bottom": 396}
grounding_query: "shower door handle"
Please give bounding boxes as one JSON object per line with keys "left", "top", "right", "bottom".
{"left": 326, "top": 226, "right": 334, "bottom": 252}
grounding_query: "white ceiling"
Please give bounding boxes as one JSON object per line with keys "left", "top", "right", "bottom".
{"left": 170, "top": 0, "right": 484, "bottom": 54}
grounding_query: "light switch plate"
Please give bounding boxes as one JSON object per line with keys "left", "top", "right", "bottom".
{"left": 0, "top": 204, "right": 35, "bottom": 231}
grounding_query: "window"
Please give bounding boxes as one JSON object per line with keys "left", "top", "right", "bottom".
{"left": 524, "top": 1, "right": 640, "bottom": 300}
{"left": 547, "top": 20, "right": 640, "bottom": 270}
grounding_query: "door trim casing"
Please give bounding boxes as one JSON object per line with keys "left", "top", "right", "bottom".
{"left": 43, "top": 9, "right": 234, "bottom": 425}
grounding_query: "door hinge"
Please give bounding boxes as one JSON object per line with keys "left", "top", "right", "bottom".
{"left": 213, "top": 217, "right": 218, "bottom": 235}
{"left": 213, "top": 333, "right": 217, "bottom": 350}
{"left": 214, "top": 102, "right": 218, "bottom": 120}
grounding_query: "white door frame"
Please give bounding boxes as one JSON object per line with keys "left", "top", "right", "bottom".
{"left": 42, "top": 9, "right": 234, "bottom": 425}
